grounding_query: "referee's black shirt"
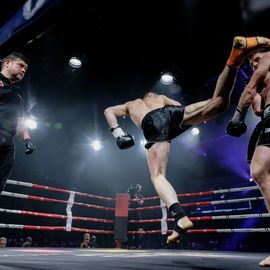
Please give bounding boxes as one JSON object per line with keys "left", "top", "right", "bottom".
{"left": 0, "top": 73, "right": 24, "bottom": 136}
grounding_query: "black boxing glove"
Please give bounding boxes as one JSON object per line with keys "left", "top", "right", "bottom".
{"left": 226, "top": 120, "right": 247, "bottom": 137}
{"left": 116, "top": 134, "right": 135, "bottom": 149}
{"left": 225, "top": 106, "right": 248, "bottom": 137}
{"left": 110, "top": 126, "right": 135, "bottom": 150}
{"left": 24, "top": 138, "right": 36, "bottom": 154}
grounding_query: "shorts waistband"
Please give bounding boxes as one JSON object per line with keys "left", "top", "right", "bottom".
{"left": 141, "top": 107, "right": 164, "bottom": 128}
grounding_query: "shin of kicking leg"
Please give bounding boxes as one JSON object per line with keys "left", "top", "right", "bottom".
{"left": 212, "top": 65, "right": 238, "bottom": 102}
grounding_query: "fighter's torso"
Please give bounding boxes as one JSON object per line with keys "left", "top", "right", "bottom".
{"left": 126, "top": 94, "right": 166, "bottom": 128}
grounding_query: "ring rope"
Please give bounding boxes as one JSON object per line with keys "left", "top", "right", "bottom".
{"left": 5, "top": 179, "right": 259, "bottom": 206}
{"left": 3, "top": 180, "right": 267, "bottom": 237}
{"left": 1, "top": 191, "right": 114, "bottom": 211}
{"left": 128, "top": 213, "right": 270, "bottom": 223}
{"left": 129, "top": 185, "right": 259, "bottom": 202}
{"left": 0, "top": 208, "right": 114, "bottom": 223}
{"left": 1, "top": 223, "right": 269, "bottom": 234}
{"left": 2, "top": 207, "right": 268, "bottom": 224}
{"left": 6, "top": 179, "right": 115, "bottom": 202}
{"left": 129, "top": 196, "right": 264, "bottom": 211}
{"left": 0, "top": 224, "right": 113, "bottom": 234}
{"left": 128, "top": 228, "right": 270, "bottom": 234}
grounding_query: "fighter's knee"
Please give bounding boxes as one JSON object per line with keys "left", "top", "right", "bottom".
{"left": 150, "top": 172, "right": 164, "bottom": 183}
{"left": 150, "top": 174, "right": 159, "bottom": 183}
{"left": 250, "top": 167, "right": 267, "bottom": 185}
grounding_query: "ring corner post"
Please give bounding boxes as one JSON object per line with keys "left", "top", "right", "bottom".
{"left": 114, "top": 193, "right": 130, "bottom": 248}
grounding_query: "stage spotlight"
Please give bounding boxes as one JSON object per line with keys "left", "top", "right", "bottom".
{"left": 91, "top": 140, "right": 102, "bottom": 151}
{"left": 191, "top": 127, "right": 199, "bottom": 136}
{"left": 25, "top": 118, "right": 37, "bottom": 129}
{"left": 69, "top": 57, "right": 82, "bottom": 69}
{"left": 160, "top": 73, "right": 174, "bottom": 85}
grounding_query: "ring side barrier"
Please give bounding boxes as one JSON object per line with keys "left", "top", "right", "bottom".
{"left": 0, "top": 223, "right": 269, "bottom": 234}
{"left": 129, "top": 185, "right": 259, "bottom": 202}
{"left": 128, "top": 213, "right": 270, "bottom": 223}
{"left": 2, "top": 189, "right": 262, "bottom": 213}
{"left": 1, "top": 180, "right": 269, "bottom": 248}
{"left": 6, "top": 179, "right": 115, "bottom": 202}
{"left": 127, "top": 228, "right": 270, "bottom": 234}
{"left": 1, "top": 191, "right": 114, "bottom": 211}
{"left": 0, "top": 208, "right": 114, "bottom": 223}
{"left": 2, "top": 180, "right": 117, "bottom": 237}
{"left": 2, "top": 207, "right": 269, "bottom": 224}
{"left": 129, "top": 196, "right": 264, "bottom": 211}
{"left": 0, "top": 224, "right": 114, "bottom": 233}
{"left": 127, "top": 184, "right": 270, "bottom": 241}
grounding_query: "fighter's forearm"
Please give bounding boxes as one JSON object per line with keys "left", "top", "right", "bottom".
{"left": 20, "top": 127, "right": 30, "bottom": 140}
{"left": 17, "top": 118, "right": 30, "bottom": 140}
{"left": 104, "top": 104, "right": 128, "bottom": 129}
{"left": 104, "top": 107, "right": 119, "bottom": 128}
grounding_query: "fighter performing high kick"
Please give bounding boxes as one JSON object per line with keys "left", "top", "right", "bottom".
{"left": 104, "top": 36, "right": 270, "bottom": 244}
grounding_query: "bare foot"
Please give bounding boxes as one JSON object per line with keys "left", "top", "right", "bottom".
{"left": 259, "top": 255, "right": 270, "bottom": 267}
{"left": 227, "top": 36, "right": 270, "bottom": 67}
{"left": 167, "top": 216, "right": 193, "bottom": 244}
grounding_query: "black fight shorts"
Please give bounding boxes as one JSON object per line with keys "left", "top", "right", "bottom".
{"left": 247, "top": 105, "right": 270, "bottom": 163}
{"left": 141, "top": 105, "right": 191, "bottom": 149}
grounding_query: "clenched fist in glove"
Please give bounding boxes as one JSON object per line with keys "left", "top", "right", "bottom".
{"left": 225, "top": 106, "right": 248, "bottom": 137}
{"left": 226, "top": 120, "right": 247, "bottom": 137}
{"left": 110, "top": 126, "right": 135, "bottom": 149}
{"left": 24, "top": 138, "right": 36, "bottom": 154}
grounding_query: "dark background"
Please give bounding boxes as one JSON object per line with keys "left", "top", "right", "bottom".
{"left": 0, "top": 0, "right": 270, "bottom": 249}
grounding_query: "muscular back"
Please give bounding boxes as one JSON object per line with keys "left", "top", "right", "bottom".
{"left": 126, "top": 92, "right": 179, "bottom": 128}
{"left": 104, "top": 92, "right": 181, "bottom": 130}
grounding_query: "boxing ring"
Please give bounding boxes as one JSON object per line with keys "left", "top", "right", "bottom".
{"left": 0, "top": 179, "right": 270, "bottom": 269}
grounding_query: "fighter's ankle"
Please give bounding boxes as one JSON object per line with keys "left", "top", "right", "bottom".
{"left": 176, "top": 217, "right": 193, "bottom": 229}
{"left": 169, "top": 202, "right": 186, "bottom": 219}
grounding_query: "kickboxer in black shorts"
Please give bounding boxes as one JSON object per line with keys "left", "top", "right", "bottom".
{"left": 104, "top": 36, "right": 270, "bottom": 244}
